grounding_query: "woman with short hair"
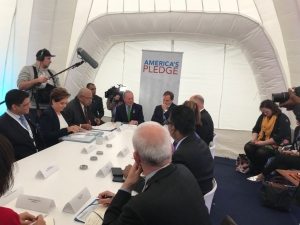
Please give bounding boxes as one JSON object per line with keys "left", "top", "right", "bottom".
{"left": 39, "top": 87, "right": 80, "bottom": 147}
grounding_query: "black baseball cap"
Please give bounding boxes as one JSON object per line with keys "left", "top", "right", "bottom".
{"left": 36, "top": 48, "right": 56, "bottom": 58}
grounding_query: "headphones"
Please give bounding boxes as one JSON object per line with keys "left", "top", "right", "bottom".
{"left": 36, "top": 48, "right": 46, "bottom": 61}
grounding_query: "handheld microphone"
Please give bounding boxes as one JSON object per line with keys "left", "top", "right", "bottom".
{"left": 77, "top": 47, "right": 99, "bottom": 69}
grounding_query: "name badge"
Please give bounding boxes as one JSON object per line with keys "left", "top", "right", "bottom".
{"left": 63, "top": 187, "right": 91, "bottom": 214}
{"left": 96, "top": 162, "right": 113, "bottom": 177}
{"left": 0, "top": 186, "right": 23, "bottom": 205}
{"left": 81, "top": 144, "right": 97, "bottom": 154}
{"left": 16, "top": 194, "right": 56, "bottom": 213}
{"left": 117, "top": 147, "right": 130, "bottom": 157}
{"left": 36, "top": 164, "right": 59, "bottom": 179}
{"left": 104, "top": 133, "right": 115, "bottom": 141}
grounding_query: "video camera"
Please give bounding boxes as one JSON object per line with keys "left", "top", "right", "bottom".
{"left": 272, "top": 86, "right": 300, "bottom": 103}
{"left": 104, "top": 84, "right": 125, "bottom": 100}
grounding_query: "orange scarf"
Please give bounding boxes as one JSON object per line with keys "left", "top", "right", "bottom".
{"left": 258, "top": 115, "right": 277, "bottom": 141}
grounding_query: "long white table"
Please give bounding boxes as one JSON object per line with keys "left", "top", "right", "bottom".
{"left": 2, "top": 125, "right": 137, "bottom": 224}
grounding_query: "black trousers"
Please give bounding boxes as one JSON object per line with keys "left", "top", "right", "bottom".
{"left": 244, "top": 142, "right": 276, "bottom": 174}
{"left": 262, "top": 154, "right": 300, "bottom": 176}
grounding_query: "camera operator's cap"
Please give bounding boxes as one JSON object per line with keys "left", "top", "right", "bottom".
{"left": 36, "top": 48, "right": 56, "bottom": 58}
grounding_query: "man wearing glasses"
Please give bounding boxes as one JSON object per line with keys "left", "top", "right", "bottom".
{"left": 62, "top": 88, "right": 98, "bottom": 130}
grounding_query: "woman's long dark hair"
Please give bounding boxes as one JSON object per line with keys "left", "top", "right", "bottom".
{"left": 259, "top": 99, "right": 281, "bottom": 115}
{"left": 0, "top": 134, "right": 15, "bottom": 196}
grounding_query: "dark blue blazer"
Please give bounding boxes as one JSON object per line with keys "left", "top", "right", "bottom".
{"left": 173, "top": 133, "right": 214, "bottom": 195}
{"left": 0, "top": 113, "right": 43, "bottom": 160}
{"left": 197, "top": 109, "right": 214, "bottom": 145}
{"left": 90, "top": 95, "right": 104, "bottom": 119}
{"left": 40, "top": 106, "right": 71, "bottom": 148}
{"left": 103, "top": 164, "right": 211, "bottom": 225}
{"left": 114, "top": 103, "right": 144, "bottom": 124}
{"left": 151, "top": 103, "right": 176, "bottom": 125}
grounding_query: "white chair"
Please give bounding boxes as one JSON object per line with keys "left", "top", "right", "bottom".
{"left": 204, "top": 178, "right": 217, "bottom": 213}
{"left": 209, "top": 142, "right": 215, "bottom": 158}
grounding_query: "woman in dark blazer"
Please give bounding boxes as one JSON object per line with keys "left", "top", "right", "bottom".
{"left": 244, "top": 99, "right": 291, "bottom": 174}
{"left": 40, "top": 88, "right": 80, "bottom": 147}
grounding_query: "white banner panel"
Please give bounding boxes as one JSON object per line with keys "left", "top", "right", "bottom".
{"left": 139, "top": 50, "right": 183, "bottom": 121}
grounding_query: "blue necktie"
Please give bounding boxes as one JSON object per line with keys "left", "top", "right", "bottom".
{"left": 19, "top": 115, "right": 28, "bottom": 130}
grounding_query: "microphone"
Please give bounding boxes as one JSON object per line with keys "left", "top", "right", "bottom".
{"left": 77, "top": 47, "right": 98, "bottom": 69}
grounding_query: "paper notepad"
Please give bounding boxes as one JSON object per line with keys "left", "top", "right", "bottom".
{"left": 75, "top": 199, "right": 107, "bottom": 223}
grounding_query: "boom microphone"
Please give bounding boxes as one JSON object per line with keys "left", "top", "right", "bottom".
{"left": 77, "top": 47, "right": 99, "bottom": 69}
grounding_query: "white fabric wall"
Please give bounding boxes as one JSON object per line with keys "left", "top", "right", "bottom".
{"left": 1, "top": 0, "right": 299, "bottom": 156}
{"left": 94, "top": 41, "right": 261, "bottom": 130}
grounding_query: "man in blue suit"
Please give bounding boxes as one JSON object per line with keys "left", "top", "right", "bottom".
{"left": 114, "top": 90, "right": 144, "bottom": 125}
{"left": 0, "top": 89, "right": 43, "bottom": 160}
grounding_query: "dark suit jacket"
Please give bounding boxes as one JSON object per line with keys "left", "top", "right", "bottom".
{"left": 173, "top": 133, "right": 214, "bottom": 195}
{"left": 197, "top": 109, "right": 214, "bottom": 145}
{"left": 90, "top": 95, "right": 104, "bottom": 119}
{"left": 62, "top": 97, "right": 96, "bottom": 126}
{"left": 103, "top": 164, "right": 211, "bottom": 225}
{"left": 151, "top": 103, "right": 176, "bottom": 125}
{"left": 40, "top": 106, "right": 71, "bottom": 148}
{"left": 0, "top": 113, "right": 43, "bottom": 160}
{"left": 114, "top": 103, "right": 144, "bottom": 124}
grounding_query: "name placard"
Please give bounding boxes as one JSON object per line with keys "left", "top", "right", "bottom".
{"left": 63, "top": 187, "right": 91, "bottom": 214}
{"left": 104, "top": 133, "right": 115, "bottom": 141}
{"left": 0, "top": 186, "right": 23, "bottom": 205}
{"left": 96, "top": 136, "right": 105, "bottom": 145}
{"left": 96, "top": 162, "right": 113, "bottom": 178}
{"left": 117, "top": 147, "right": 130, "bottom": 157}
{"left": 36, "top": 164, "right": 59, "bottom": 179}
{"left": 16, "top": 194, "right": 55, "bottom": 213}
{"left": 82, "top": 144, "right": 97, "bottom": 154}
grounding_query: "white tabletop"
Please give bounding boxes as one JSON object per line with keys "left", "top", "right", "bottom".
{"left": 1, "top": 125, "right": 137, "bottom": 224}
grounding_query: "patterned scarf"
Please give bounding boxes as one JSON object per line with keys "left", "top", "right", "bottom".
{"left": 258, "top": 115, "right": 277, "bottom": 141}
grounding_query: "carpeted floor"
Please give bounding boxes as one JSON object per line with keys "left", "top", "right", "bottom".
{"left": 210, "top": 157, "right": 300, "bottom": 225}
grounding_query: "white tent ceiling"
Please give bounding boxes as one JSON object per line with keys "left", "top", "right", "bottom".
{"left": 1, "top": 0, "right": 300, "bottom": 155}
{"left": 65, "top": 12, "right": 287, "bottom": 101}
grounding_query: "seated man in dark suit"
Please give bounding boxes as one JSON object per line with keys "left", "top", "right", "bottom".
{"left": 190, "top": 94, "right": 214, "bottom": 145}
{"left": 114, "top": 90, "right": 144, "bottom": 125}
{"left": 168, "top": 105, "right": 214, "bottom": 195}
{"left": 62, "top": 88, "right": 98, "bottom": 130}
{"left": 0, "top": 89, "right": 43, "bottom": 160}
{"left": 151, "top": 90, "right": 176, "bottom": 125}
{"left": 98, "top": 121, "right": 211, "bottom": 225}
{"left": 86, "top": 83, "right": 104, "bottom": 124}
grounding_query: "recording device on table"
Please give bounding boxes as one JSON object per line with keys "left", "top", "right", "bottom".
{"left": 111, "top": 167, "right": 124, "bottom": 182}
{"left": 272, "top": 86, "right": 300, "bottom": 103}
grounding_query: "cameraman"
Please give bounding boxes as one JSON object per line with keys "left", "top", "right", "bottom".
{"left": 279, "top": 88, "right": 300, "bottom": 119}
{"left": 17, "top": 49, "right": 60, "bottom": 125}
{"left": 106, "top": 92, "right": 123, "bottom": 122}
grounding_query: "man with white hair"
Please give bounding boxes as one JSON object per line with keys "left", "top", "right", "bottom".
{"left": 114, "top": 90, "right": 144, "bottom": 125}
{"left": 98, "top": 122, "right": 211, "bottom": 225}
{"left": 190, "top": 94, "right": 214, "bottom": 145}
{"left": 62, "top": 88, "right": 98, "bottom": 130}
